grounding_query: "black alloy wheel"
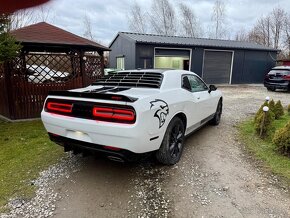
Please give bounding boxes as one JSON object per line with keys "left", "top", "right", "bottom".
{"left": 156, "top": 117, "right": 185, "bottom": 165}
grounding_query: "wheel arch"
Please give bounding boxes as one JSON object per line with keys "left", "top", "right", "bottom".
{"left": 171, "top": 112, "right": 187, "bottom": 129}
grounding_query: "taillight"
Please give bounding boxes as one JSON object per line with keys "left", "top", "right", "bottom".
{"left": 283, "top": 75, "right": 290, "bottom": 80}
{"left": 92, "top": 106, "right": 136, "bottom": 124}
{"left": 45, "top": 101, "right": 73, "bottom": 113}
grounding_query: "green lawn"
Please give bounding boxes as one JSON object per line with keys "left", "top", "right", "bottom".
{"left": 0, "top": 120, "right": 64, "bottom": 211}
{"left": 239, "top": 113, "right": 290, "bottom": 183}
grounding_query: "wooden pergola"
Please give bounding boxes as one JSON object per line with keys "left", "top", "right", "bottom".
{"left": 0, "top": 22, "right": 110, "bottom": 120}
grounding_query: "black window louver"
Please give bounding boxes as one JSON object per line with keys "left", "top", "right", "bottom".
{"left": 92, "top": 72, "right": 163, "bottom": 88}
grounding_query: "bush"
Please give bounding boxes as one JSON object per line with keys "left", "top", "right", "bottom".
{"left": 254, "top": 101, "right": 268, "bottom": 122}
{"left": 268, "top": 99, "right": 275, "bottom": 112}
{"left": 273, "top": 100, "right": 284, "bottom": 119}
{"left": 273, "top": 121, "right": 290, "bottom": 155}
{"left": 255, "top": 109, "right": 275, "bottom": 138}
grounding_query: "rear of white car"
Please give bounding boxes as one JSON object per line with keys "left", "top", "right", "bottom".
{"left": 41, "top": 69, "right": 222, "bottom": 164}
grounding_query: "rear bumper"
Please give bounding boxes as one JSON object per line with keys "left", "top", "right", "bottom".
{"left": 264, "top": 81, "right": 289, "bottom": 89}
{"left": 48, "top": 133, "right": 144, "bottom": 161}
{"left": 41, "top": 111, "right": 163, "bottom": 153}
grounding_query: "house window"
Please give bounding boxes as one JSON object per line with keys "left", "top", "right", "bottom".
{"left": 116, "top": 57, "right": 125, "bottom": 70}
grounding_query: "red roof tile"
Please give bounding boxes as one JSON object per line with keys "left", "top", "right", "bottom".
{"left": 11, "top": 22, "right": 109, "bottom": 51}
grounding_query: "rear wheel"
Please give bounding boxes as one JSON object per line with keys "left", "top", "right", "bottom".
{"left": 156, "top": 117, "right": 185, "bottom": 165}
{"left": 210, "top": 99, "right": 222, "bottom": 126}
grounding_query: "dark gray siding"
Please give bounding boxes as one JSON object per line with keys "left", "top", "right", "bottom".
{"left": 191, "top": 48, "right": 203, "bottom": 77}
{"left": 231, "top": 50, "right": 244, "bottom": 84}
{"left": 110, "top": 36, "right": 277, "bottom": 84}
{"left": 135, "top": 44, "right": 154, "bottom": 69}
{"left": 241, "top": 51, "right": 276, "bottom": 83}
{"left": 109, "top": 36, "right": 136, "bottom": 70}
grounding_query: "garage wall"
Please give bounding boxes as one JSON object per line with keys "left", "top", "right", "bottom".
{"left": 135, "top": 44, "right": 154, "bottom": 69}
{"left": 241, "top": 50, "right": 276, "bottom": 83}
{"left": 191, "top": 48, "right": 204, "bottom": 77}
{"left": 110, "top": 38, "right": 277, "bottom": 84}
{"left": 109, "top": 36, "right": 136, "bottom": 70}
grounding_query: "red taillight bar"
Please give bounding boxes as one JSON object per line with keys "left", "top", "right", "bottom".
{"left": 283, "top": 75, "right": 290, "bottom": 80}
{"left": 92, "top": 106, "right": 135, "bottom": 123}
{"left": 46, "top": 102, "right": 73, "bottom": 113}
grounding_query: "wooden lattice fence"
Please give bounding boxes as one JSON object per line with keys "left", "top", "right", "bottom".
{"left": 0, "top": 52, "right": 104, "bottom": 119}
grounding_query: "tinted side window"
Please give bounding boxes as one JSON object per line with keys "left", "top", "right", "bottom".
{"left": 187, "top": 75, "right": 208, "bottom": 92}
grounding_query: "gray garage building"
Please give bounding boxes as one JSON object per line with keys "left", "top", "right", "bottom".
{"left": 109, "top": 32, "right": 278, "bottom": 84}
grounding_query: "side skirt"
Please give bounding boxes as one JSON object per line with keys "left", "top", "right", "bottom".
{"left": 185, "top": 113, "right": 215, "bottom": 137}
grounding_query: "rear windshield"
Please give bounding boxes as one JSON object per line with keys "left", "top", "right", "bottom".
{"left": 268, "top": 70, "right": 290, "bottom": 75}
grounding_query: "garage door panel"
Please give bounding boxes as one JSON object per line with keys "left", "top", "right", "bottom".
{"left": 203, "top": 51, "right": 232, "bottom": 84}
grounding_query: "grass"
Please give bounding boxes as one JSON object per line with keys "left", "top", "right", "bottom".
{"left": 0, "top": 120, "right": 64, "bottom": 212}
{"left": 238, "top": 112, "right": 290, "bottom": 183}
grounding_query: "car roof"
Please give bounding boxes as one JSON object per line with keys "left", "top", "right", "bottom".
{"left": 118, "top": 69, "right": 196, "bottom": 75}
{"left": 272, "top": 66, "right": 290, "bottom": 70}
{"left": 119, "top": 69, "right": 171, "bottom": 74}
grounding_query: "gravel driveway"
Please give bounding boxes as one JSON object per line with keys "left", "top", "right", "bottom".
{"left": 2, "top": 86, "right": 290, "bottom": 218}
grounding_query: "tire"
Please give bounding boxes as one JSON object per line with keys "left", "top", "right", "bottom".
{"left": 210, "top": 99, "right": 222, "bottom": 126}
{"left": 267, "top": 87, "right": 275, "bottom": 91}
{"left": 156, "top": 117, "right": 185, "bottom": 165}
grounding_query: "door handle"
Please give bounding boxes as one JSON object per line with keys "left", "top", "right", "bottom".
{"left": 197, "top": 97, "right": 200, "bottom": 100}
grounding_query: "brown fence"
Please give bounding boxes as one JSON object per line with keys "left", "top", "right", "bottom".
{"left": 0, "top": 63, "right": 9, "bottom": 118}
{"left": 0, "top": 53, "right": 104, "bottom": 120}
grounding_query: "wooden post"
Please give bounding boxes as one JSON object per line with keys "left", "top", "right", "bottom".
{"left": 80, "top": 51, "right": 86, "bottom": 86}
{"left": 100, "top": 51, "right": 104, "bottom": 77}
{"left": 3, "top": 61, "right": 14, "bottom": 119}
{"left": 259, "top": 111, "right": 266, "bottom": 137}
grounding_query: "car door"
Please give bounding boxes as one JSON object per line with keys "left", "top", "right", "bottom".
{"left": 182, "top": 75, "right": 214, "bottom": 132}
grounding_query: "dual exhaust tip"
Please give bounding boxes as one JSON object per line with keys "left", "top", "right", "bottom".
{"left": 107, "top": 155, "right": 125, "bottom": 163}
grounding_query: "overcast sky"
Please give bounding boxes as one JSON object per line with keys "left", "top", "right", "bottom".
{"left": 37, "top": 0, "right": 289, "bottom": 46}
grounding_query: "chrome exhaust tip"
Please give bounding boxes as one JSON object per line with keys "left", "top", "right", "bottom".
{"left": 107, "top": 155, "right": 125, "bottom": 163}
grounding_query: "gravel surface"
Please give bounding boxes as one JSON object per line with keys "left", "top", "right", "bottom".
{"left": 0, "top": 154, "right": 81, "bottom": 218}
{"left": 1, "top": 86, "right": 289, "bottom": 218}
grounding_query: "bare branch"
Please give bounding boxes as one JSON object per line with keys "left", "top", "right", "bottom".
{"left": 211, "top": 0, "right": 227, "bottom": 39}
{"left": 9, "top": 9, "right": 37, "bottom": 30}
{"left": 127, "top": 1, "right": 147, "bottom": 33}
{"left": 36, "top": 5, "right": 51, "bottom": 22}
{"left": 150, "top": 0, "right": 177, "bottom": 36}
{"left": 82, "top": 13, "right": 94, "bottom": 41}
{"left": 234, "top": 27, "right": 249, "bottom": 41}
{"left": 270, "top": 7, "right": 286, "bottom": 49}
{"left": 179, "top": 3, "right": 202, "bottom": 37}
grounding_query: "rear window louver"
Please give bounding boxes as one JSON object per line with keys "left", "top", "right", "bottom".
{"left": 92, "top": 72, "right": 163, "bottom": 88}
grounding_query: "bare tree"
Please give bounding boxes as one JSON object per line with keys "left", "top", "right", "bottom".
{"left": 179, "top": 3, "right": 201, "bottom": 37}
{"left": 8, "top": 9, "right": 37, "bottom": 30}
{"left": 36, "top": 5, "right": 51, "bottom": 22}
{"left": 248, "top": 7, "right": 286, "bottom": 50}
{"left": 284, "top": 14, "right": 290, "bottom": 57}
{"left": 250, "top": 15, "right": 272, "bottom": 47}
{"left": 150, "top": 0, "right": 177, "bottom": 35}
{"left": 234, "top": 27, "right": 249, "bottom": 41}
{"left": 127, "top": 1, "right": 147, "bottom": 33}
{"left": 270, "top": 7, "right": 286, "bottom": 49}
{"left": 211, "top": 0, "right": 227, "bottom": 39}
{"left": 83, "top": 13, "right": 94, "bottom": 41}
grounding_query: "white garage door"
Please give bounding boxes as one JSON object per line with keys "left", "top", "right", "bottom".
{"left": 202, "top": 50, "right": 233, "bottom": 84}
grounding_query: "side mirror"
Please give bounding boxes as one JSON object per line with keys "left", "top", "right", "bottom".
{"left": 208, "top": 84, "right": 217, "bottom": 93}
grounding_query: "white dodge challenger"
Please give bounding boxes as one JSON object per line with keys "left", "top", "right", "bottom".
{"left": 41, "top": 69, "right": 222, "bottom": 165}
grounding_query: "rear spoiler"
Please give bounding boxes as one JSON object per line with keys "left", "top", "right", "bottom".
{"left": 48, "top": 90, "right": 138, "bottom": 102}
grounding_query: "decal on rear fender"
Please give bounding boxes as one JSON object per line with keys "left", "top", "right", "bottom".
{"left": 150, "top": 99, "right": 169, "bottom": 128}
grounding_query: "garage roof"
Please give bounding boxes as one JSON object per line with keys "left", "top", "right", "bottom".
{"left": 110, "top": 32, "right": 277, "bottom": 52}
